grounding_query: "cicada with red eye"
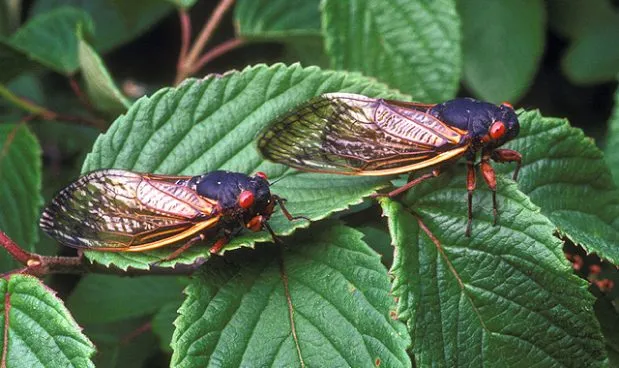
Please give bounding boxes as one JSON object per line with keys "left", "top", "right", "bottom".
{"left": 40, "top": 169, "right": 302, "bottom": 260}
{"left": 258, "top": 93, "right": 522, "bottom": 236}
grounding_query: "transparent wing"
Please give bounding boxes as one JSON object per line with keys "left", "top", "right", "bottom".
{"left": 258, "top": 93, "right": 470, "bottom": 176}
{"left": 40, "top": 169, "right": 219, "bottom": 250}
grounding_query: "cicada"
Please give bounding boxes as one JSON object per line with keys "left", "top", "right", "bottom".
{"left": 258, "top": 93, "right": 522, "bottom": 236}
{"left": 40, "top": 170, "right": 299, "bottom": 259}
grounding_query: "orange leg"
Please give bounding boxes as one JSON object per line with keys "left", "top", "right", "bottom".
{"left": 480, "top": 159, "right": 498, "bottom": 226}
{"left": 373, "top": 169, "right": 441, "bottom": 198}
{"left": 209, "top": 236, "right": 229, "bottom": 254}
{"left": 491, "top": 149, "right": 522, "bottom": 180}
{"left": 152, "top": 234, "right": 206, "bottom": 266}
{"left": 466, "top": 161, "right": 476, "bottom": 237}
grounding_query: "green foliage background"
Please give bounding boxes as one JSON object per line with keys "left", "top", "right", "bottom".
{"left": 0, "top": 0, "right": 618, "bottom": 367}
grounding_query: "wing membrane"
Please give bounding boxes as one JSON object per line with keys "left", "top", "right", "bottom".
{"left": 40, "top": 169, "right": 219, "bottom": 250}
{"left": 258, "top": 93, "right": 470, "bottom": 175}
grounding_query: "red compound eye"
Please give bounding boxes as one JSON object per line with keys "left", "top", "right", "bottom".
{"left": 489, "top": 121, "right": 506, "bottom": 140}
{"left": 501, "top": 101, "right": 513, "bottom": 110}
{"left": 238, "top": 190, "right": 255, "bottom": 209}
{"left": 255, "top": 172, "right": 268, "bottom": 180}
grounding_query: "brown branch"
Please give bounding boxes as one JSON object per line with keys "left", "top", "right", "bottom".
{"left": 0, "top": 231, "right": 202, "bottom": 278}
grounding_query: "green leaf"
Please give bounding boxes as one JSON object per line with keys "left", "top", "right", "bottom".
{"left": 67, "top": 275, "right": 185, "bottom": 324}
{"left": 78, "top": 31, "right": 130, "bottom": 115}
{"left": 32, "top": 0, "right": 172, "bottom": 52}
{"left": 0, "top": 275, "right": 95, "bottom": 367}
{"left": 459, "top": 0, "right": 545, "bottom": 103}
{"left": 0, "top": 40, "right": 42, "bottom": 83}
{"left": 562, "top": 15, "right": 619, "bottom": 84}
{"left": 499, "top": 110, "right": 619, "bottom": 265}
{"left": 547, "top": 0, "right": 616, "bottom": 40}
{"left": 381, "top": 178, "right": 607, "bottom": 366}
{"left": 8, "top": 7, "right": 94, "bottom": 75}
{"left": 80, "top": 63, "right": 408, "bottom": 270}
{"left": 0, "top": 124, "right": 42, "bottom": 270}
{"left": 163, "top": 0, "right": 197, "bottom": 9}
{"left": 171, "top": 223, "right": 410, "bottom": 367}
{"left": 606, "top": 85, "right": 619, "bottom": 185}
{"left": 85, "top": 319, "right": 160, "bottom": 368}
{"left": 152, "top": 301, "right": 180, "bottom": 353}
{"left": 235, "top": 0, "right": 321, "bottom": 39}
{"left": 281, "top": 36, "right": 330, "bottom": 69}
{"left": 322, "top": 0, "right": 461, "bottom": 102}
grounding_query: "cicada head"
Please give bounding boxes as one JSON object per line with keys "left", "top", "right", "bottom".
{"left": 481, "top": 101, "right": 520, "bottom": 150}
{"left": 429, "top": 98, "right": 520, "bottom": 151}
{"left": 190, "top": 171, "right": 275, "bottom": 232}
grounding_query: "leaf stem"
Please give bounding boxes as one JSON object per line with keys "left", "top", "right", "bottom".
{"left": 184, "top": 0, "right": 235, "bottom": 68}
{"left": 0, "top": 230, "right": 33, "bottom": 265}
{"left": 186, "top": 37, "right": 245, "bottom": 76}
{"left": 175, "top": 0, "right": 236, "bottom": 84}
{"left": 0, "top": 83, "right": 107, "bottom": 130}
{"left": 0, "top": 84, "right": 55, "bottom": 119}
{"left": 176, "top": 9, "right": 192, "bottom": 73}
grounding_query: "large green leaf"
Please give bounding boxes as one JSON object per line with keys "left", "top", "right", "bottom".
{"left": 0, "top": 124, "right": 42, "bottom": 271}
{"left": 459, "top": 0, "right": 545, "bottom": 103}
{"left": 152, "top": 301, "right": 180, "bottom": 353}
{"left": 234, "top": 0, "right": 321, "bottom": 39}
{"left": 80, "top": 63, "right": 407, "bottom": 269}
{"left": 8, "top": 7, "right": 94, "bottom": 75}
{"left": 322, "top": 0, "right": 461, "bottom": 102}
{"left": 547, "top": 0, "right": 616, "bottom": 40}
{"left": 67, "top": 275, "right": 185, "bottom": 324}
{"left": 0, "top": 275, "right": 95, "bottom": 367}
{"left": 32, "top": 0, "right": 172, "bottom": 52}
{"left": 0, "top": 41, "right": 41, "bottom": 83}
{"left": 498, "top": 110, "right": 619, "bottom": 265}
{"left": 606, "top": 85, "right": 619, "bottom": 184}
{"left": 84, "top": 319, "right": 160, "bottom": 368}
{"left": 77, "top": 32, "right": 130, "bottom": 116}
{"left": 381, "top": 177, "right": 606, "bottom": 366}
{"left": 562, "top": 15, "right": 619, "bottom": 84}
{"left": 171, "top": 223, "right": 410, "bottom": 367}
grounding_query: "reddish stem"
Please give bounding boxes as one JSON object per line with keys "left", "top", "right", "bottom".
{"left": 177, "top": 9, "right": 192, "bottom": 72}
{"left": 175, "top": 0, "right": 236, "bottom": 84}
{"left": 184, "top": 0, "right": 235, "bottom": 67}
{"left": 187, "top": 38, "right": 245, "bottom": 77}
{"left": 68, "top": 77, "right": 98, "bottom": 117}
{"left": 121, "top": 322, "right": 152, "bottom": 345}
{"left": 0, "top": 231, "right": 33, "bottom": 265}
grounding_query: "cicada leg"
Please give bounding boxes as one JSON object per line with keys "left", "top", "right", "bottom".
{"left": 491, "top": 149, "right": 522, "bottom": 180}
{"left": 373, "top": 168, "right": 441, "bottom": 198}
{"left": 480, "top": 157, "right": 498, "bottom": 227}
{"left": 152, "top": 234, "right": 206, "bottom": 265}
{"left": 466, "top": 160, "right": 476, "bottom": 237}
